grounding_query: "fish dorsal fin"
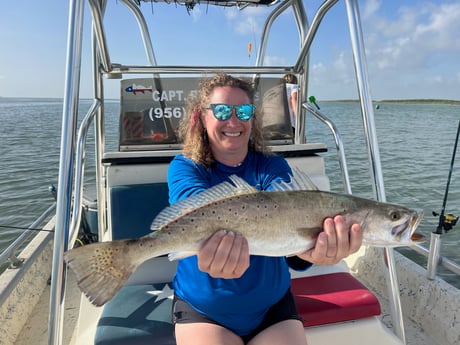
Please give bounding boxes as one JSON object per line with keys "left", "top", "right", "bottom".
{"left": 151, "top": 175, "right": 258, "bottom": 231}
{"left": 270, "top": 168, "right": 319, "bottom": 192}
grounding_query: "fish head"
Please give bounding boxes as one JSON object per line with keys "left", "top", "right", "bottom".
{"left": 358, "top": 204, "right": 425, "bottom": 247}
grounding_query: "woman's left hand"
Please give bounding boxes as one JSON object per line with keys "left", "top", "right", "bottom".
{"left": 197, "top": 230, "right": 250, "bottom": 279}
{"left": 297, "top": 215, "right": 363, "bottom": 265}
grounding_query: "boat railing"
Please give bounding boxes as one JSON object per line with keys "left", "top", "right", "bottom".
{"left": 0, "top": 202, "right": 56, "bottom": 269}
{"left": 413, "top": 244, "right": 460, "bottom": 277}
{"left": 67, "top": 99, "right": 101, "bottom": 248}
{"left": 342, "top": 1, "right": 407, "bottom": 342}
{"left": 304, "top": 103, "right": 352, "bottom": 194}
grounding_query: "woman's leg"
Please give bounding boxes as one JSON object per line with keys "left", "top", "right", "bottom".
{"left": 175, "top": 322, "right": 244, "bottom": 345}
{"left": 173, "top": 295, "right": 244, "bottom": 345}
{"left": 248, "top": 319, "right": 307, "bottom": 345}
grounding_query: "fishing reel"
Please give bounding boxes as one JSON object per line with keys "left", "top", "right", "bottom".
{"left": 432, "top": 212, "right": 459, "bottom": 232}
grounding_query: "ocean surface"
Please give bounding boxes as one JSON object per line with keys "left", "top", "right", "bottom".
{"left": 0, "top": 97, "right": 459, "bottom": 286}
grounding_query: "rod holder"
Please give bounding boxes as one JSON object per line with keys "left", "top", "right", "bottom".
{"left": 427, "top": 232, "right": 442, "bottom": 280}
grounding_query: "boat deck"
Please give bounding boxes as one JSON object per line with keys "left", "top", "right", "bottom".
{"left": 13, "top": 270, "right": 80, "bottom": 345}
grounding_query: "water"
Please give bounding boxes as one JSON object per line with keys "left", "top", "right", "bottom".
{"left": 0, "top": 98, "right": 459, "bottom": 286}
{"left": 0, "top": 98, "right": 118, "bottom": 259}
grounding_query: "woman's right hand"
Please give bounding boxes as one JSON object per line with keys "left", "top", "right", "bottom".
{"left": 197, "top": 230, "right": 250, "bottom": 279}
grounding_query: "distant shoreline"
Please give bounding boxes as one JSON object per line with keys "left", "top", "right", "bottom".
{"left": 329, "top": 99, "right": 460, "bottom": 105}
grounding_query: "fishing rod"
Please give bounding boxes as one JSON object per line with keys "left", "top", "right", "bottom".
{"left": 427, "top": 119, "right": 459, "bottom": 279}
{"left": 0, "top": 223, "right": 96, "bottom": 247}
{"left": 0, "top": 185, "right": 58, "bottom": 233}
{"left": 0, "top": 224, "right": 55, "bottom": 233}
{"left": 432, "top": 119, "right": 460, "bottom": 234}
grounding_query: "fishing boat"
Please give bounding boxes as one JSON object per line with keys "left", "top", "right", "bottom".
{"left": 1, "top": 0, "right": 459, "bottom": 344}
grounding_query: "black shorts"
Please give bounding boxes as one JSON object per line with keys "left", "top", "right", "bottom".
{"left": 172, "top": 289, "right": 302, "bottom": 344}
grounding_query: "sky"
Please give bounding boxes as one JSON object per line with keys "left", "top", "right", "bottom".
{"left": 0, "top": 0, "right": 459, "bottom": 101}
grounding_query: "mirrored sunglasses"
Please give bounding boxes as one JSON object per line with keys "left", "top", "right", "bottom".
{"left": 208, "top": 103, "right": 255, "bottom": 121}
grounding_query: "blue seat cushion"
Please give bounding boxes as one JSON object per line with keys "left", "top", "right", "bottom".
{"left": 110, "top": 183, "right": 169, "bottom": 240}
{"left": 95, "top": 283, "right": 175, "bottom": 345}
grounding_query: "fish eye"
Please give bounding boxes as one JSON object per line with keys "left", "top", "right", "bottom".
{"left": 389, "top": 211, "right": 401, "bottom": 221}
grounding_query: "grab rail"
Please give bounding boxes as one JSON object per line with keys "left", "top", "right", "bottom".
{"left": 48, "top": 0, "right": 85, "bottom": 344}
{"left": 344, "top": 0, "right": 406, "bottom": 343}
{"left": 0, "top": 203, "right": 56, "bottom": 268}
{"left": 67, "top": 100, "right": 101, "bottom": 248}
{"left": 413, "top": 244, "right": 460, "bottom": 277}
{"left": 304, "top": 103, "right": 352, "bottom": 194}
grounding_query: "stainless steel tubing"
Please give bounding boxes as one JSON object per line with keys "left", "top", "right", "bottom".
{"left": 345, "top": 0, "right": 406, "bottom": 343}
{"left": 48, "top": 0, "right": 85, "bottom": 344}
{"left": 304, "top": 103, "right": 352, "bottom": 194}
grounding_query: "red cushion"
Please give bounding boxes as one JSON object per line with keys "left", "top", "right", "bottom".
{"left": 291, "top": 272, "right": 381, "bottom": 327}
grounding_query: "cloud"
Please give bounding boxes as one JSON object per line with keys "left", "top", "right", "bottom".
{"left": 364, "top": 1, "right": 460, "bottom": 70}
{"left": 309, "top": 57, "right": 358, "bottom": 100}
{"left": 190, "top": 6, "right": 202, "bottom": 23}
{"left": 361, "top": 0, "right": 382, "bottom": 19}
{"left": 263, "top": 55, "right": 289, "bottom": 66}
{"left": 354, "top": 0, "right": 460, "bottom": 99}
{"left": 307, "top": 1, "right": 460, "bottom": 99}
{"left": 224, "top": 7, "right": 269, "bottom": 37}
{"left": 412, "top": 3, "right": 460, "bottom": 50}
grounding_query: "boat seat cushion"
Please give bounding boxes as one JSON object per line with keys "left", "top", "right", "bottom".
{"left": 110, "top": 183, "right": 170, "bottom": 240}
{"left": 95, "top": 283, "right": 175, "bottom": 345}
{"left": 292, "top": 272, "right": 382, "bottom": 327}
{"left": 94, "top": 272, "right": 381, "bottom": 345}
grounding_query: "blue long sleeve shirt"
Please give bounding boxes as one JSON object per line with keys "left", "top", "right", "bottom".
{"left": 167, "top": 151, "right": 295, "bottom": 336}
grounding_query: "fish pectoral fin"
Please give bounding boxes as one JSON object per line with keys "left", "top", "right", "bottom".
{"left": 168, "top": 251, "right": 198, "bottom": 261}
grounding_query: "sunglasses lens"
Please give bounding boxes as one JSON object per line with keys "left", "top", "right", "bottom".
{"left": 211, "top": 104, "right": 233, "bottom": 120}
{"left": 236, "top": 104, "right": 254, "bottom": 121}
{"left": 210, "top": 104, "right": 255, "bottom": 121}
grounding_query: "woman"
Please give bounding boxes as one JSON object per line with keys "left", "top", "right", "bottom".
{"left": 168, "top": 73, "right": 362, "bottom": 345}
{"left": 283, "top": 73, "right": 299, "bottom": 129}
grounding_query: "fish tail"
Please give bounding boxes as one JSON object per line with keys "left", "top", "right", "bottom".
{"left": 64, "top": 240, "right": 138, "bottom": 306}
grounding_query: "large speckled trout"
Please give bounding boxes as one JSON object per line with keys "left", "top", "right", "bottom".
{"left": 65, "top": 174, "right": 424, "bottom": 306}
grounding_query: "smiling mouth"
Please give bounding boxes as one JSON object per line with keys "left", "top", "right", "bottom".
{"left": 223, "top": 132, "right": 242, "bottom": 137}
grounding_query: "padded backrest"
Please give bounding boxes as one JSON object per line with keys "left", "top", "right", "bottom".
{"left": 109, "top": 183, "right": 169, "bottom": 240}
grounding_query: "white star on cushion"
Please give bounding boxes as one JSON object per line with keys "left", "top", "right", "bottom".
{"left": 148, "top": 284, "right": 174, "bottom": 302}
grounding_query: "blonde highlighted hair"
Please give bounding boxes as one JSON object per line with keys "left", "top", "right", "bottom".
{"left": 179, "top": 73, "right": 267, "bottom": 166}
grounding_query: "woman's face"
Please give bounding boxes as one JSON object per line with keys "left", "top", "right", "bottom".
{"left": 202, "top": 86, "right": 253, "bottom": 165}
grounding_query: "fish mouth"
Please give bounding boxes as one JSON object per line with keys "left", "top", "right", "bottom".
{"left": 392, "top": 211, "right": 425, "bottom": 244}
{"left": 410, "top": 232, "right": 425, "bottom": 243}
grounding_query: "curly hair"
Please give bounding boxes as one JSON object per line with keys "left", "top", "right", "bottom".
{"left": 179, "top": 73, "right": 267, "bottom": 166}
